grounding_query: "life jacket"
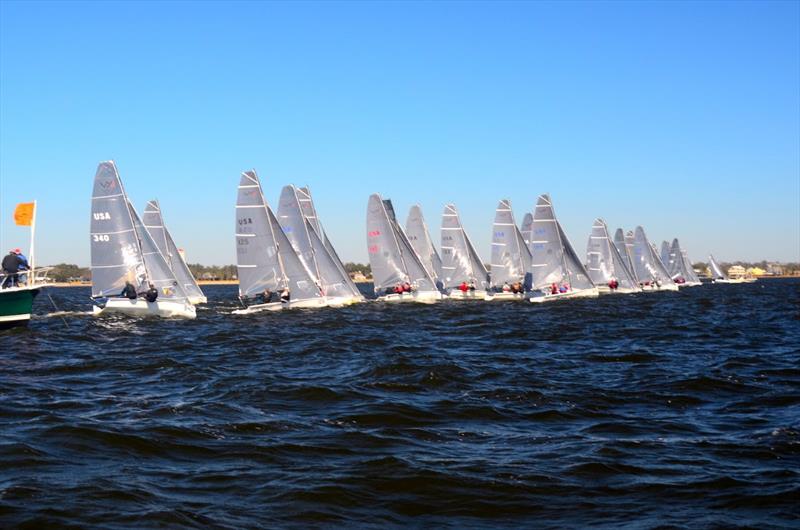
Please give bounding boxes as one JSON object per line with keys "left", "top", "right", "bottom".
{"left": 459, "top": 282, "right": 468, "bottom": 292}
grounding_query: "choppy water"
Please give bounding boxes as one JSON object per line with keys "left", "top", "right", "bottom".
{"left": 1, "top": 280, "right": 799, "bottom": 528}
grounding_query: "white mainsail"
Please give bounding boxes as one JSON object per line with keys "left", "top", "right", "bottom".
{"left": 520, "top": 212, "right": 533, "bottom": 247}
{"left": 632, "top": 226, "right": 676, "bottom": 287}
{"left": 366, "top": 194, "right": 437, "bottom": 294}
{"left": 528, "top": 194, "right": 594, "bottom": 291}
{"left": 708, "top": 254, "right": 728, "bottom": 280}
{"left": 612, "top": 228, "right": 638, "bottom": 284}
{"left": 440, "top": 204, "right": 489, "bottom": 290}
{"left": 142, "top": 199, "right": 205, "bottom": 303}
{"left": 489, "top": 199, "right": 530, "bottom": 288}
{"left": 660, "top": 241, "right": 672, "bottom": 271}
{"left": 405, "top": 205, "right": 443, "bottom": 284}
{"left": 586, "top": 218, "right": 638, "bottom": 290}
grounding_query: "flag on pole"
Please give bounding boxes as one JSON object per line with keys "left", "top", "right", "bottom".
{"left": 14, "top": 202, "right": 36, "bottom": 226}
{"left": 14, "top": 202, "right": 35, "bottom": 226}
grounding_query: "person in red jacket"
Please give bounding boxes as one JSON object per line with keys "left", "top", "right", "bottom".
{"left": 458, "top": 281, "right": 469, "bottom": 293}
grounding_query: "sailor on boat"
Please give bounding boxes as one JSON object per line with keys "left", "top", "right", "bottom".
{"left": 143, "top": 283, "right": 159, "bottom": 303}
{"left": 2, "top": 249, "right": 28, "bottom": 289}
{"left": 120, "top": 282, "right": 137, "bottom": 300}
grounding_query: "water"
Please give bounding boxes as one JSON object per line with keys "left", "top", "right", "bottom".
{"left": 1, "top": 280, "right": 799, "bottom": 528}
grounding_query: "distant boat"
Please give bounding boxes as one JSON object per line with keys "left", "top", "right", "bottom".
{"left": 233, "top": 170, "right": 326, "bottom": 313}
{"left": 528, "top": 194, "right": 598, "bottom": 302}
{"left": 585, "top": 218, "right": 640, "bottom": 294}
{"left": 405, "top": 204, "right": 443, "bottom": 288}
{"left": 631, "top": 226, "right": 678, "bottom": 291}
{"left": 295, "top": 186, "right": 365, "bottom": 303}
{"left": 666, "top": 238, "right": 701, "bottom": 287}
{"left": 613, "top": 228, "right": 640, "bottom": 286}
{"left": 486, "top": 199, "right": 531, "bottom": 301}
{"left": 366, "top": 194, "right": 441, "bottom": 303}
{"left": 277, "top": 185, "right": 362, "bottom": 307}
{"left": 0, "top": 201, "right": 52, "bottom": 329}
{"left": 142, "top": 200, "right": 206, "bottom": 304}
{"left": 707, "top": 254, "right": 753, "bottom": 284}
{"left": 440, "top": 203, "right": 489, "bottom": 300}
{"left": 90, "top": 161, "right": 196, "bottom": 318}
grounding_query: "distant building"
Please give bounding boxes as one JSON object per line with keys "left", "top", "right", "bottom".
{"left": 727, "top": 265, "right": 746, "bottom": 278}
{"left": 747, "top": 267, "right": 766, "bottom": 276}
{"left": 767, "top": 263, "right": 783, "bottom": 275}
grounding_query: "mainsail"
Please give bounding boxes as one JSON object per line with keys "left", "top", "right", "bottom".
{"left": 613, "top": 228, "right": 639, "bottom": 284}
{"left": 405, "top": 205, "right": 443, "bottom": 283}
{"left": 681, "top": 249, "right": 701, "bottom": 283}
{"left": 490, "top": 199, "right": 530, "bottom": 287}
{"left": 90, "top": 161, "right": 147, "bottom": 298}
{"left": 520, "top": 212, "right": 533, "bottom": 246}
{"left": 142, "top": 199, "right": 205, "bottom": 301}
{"left": 297, "top": 186, "right": 363, "bottom": 300}
{"left": 441, "top": 204, "right": 489, "bottom": 290}
{"left": 708, "top": 254, "right": 728, "bottom": 280}
{"left": 632, "top": 226, "right": 676, "bottom": 286}
{"left": 660, "top": 241, "right": 672, "bottom": 270}
{"left": 586, "top": 219, "right": 638, "bottom": 290}
{"left": 668, "top": 238, "right": 697, "bottom": 282}
{"left": 366, "top": 194, "right": 437, "bottom": 294}
{"left": 528, "top": 194, "right": 594, "bottom": 290}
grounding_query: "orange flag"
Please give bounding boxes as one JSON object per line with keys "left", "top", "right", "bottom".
{"left": 13, "top": 202, "right": 35, "bottom": 226}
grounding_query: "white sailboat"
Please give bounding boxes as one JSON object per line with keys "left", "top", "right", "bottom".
{"left": 585, "top": 218, "right": 640, "bottom": 294}
{"left": 277, "top": 185, "right": 362, "bottom": 307}
{"left": 366, "top": 194, "right": 442, "bottom": 303}
{"left": 142, "top": 200, "right": 207, "bottom": 304}
{"left": 631, "top": 226, "right": 679, "bottom": 291}
{"left": 708, "top": 254, "right": 749, "bottom": 284}
{"left": 90, "top": 161, "right": 196, "bottom": 318}
{"left": 295, "top": 186, "right": 365, "bottom": 303}
{"left": 440, "top": 204, "right": 490, "bottom": 300}
{"left": 667, "top": 238, "right": 701, "bottom": 287}
{"left": 486, "top": 199, "right": 531, "bottom": 301}
{"left": 528, "top": 194, "right": 598, "bottom": 303}
{"left": 405, "top": 204, "right": 443, "bottom": 288}
{"left": 613, "top": 228, "right": 640, "bottom": 286}
{"left": 233, "top": 170, "right": 326, "bottom": 313}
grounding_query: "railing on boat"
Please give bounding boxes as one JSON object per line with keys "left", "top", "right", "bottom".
{"left": 0, "top": 266, "right": 53, "bottom": 289}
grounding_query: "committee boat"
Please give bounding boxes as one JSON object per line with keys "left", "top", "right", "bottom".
{"left": 631, "top": 226, "right": 679, "bottom": 292}
{"left": 0, "top": 201, "right": 52, "bottom": 329}
{"left": 234, "top": 171, "right": 327, "bottom": 313}
{"left": 90, "top": 161, "right": 196, "bottom": 318}
{"left": 295, "top": 186, "right": 365, "bottom": 303}
{"left": 486, "top": 199, "right": 531, "bottom": 301}
{"left": 277, "top": 185, "right": 362, "bottom": 307}
{"left": 441, "top": 204, "right": 490, "bottom": 300}
{"left": 405, "top": 204, "right": 443, "bottom": 288}
{"left": 366, "top": 194, "right": 441, "bottom": 303}
{"left": 142, "top": 200, "right": 206, "bottom": 304}
{"left": 585, "top": 218, "right": 640, "bottom": 294}
{"left": 528, "top": 194, "right": 598, "bottom": 303}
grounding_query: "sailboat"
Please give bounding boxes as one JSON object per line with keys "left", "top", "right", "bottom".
{"left": 295, "top": 186, "right": 365, "bottom": 303}
{"left": 660, "top": 241, "right": 672, "bottom": 269}
{"left": 277, "top": 185, "right": 362, "bottom": 307}
{"left": 142, "top": 200, "right": 206, "bottom": 304}
{"left": 528, "top": 194, "right": 598, "bottom": 302}
{"left": 708, "top": 254, "right": 749, "bottom": 284}
{"left": 631, "top": 226, "right": 679, "bottom": 291}
{"left": 233, "top": 170, "right": 326, "bottom": 313}
{"left": 405, "top": 205, "right": 443, "bottom": 287}
{"left": 486, "top": 199, "right": 531, "bottom": 301}
{"left": 585, "top": 219, "right": 640, "bottom": 294}
{"left": 0, "top": 201, "right": 52, "bottom": 328}
{"left": 667, "top": 238, "right": 701, "bottom": 286}
{"left": 520, "top": 212, "right": 533, "bottom": 247}
{"left": 90, "top": 161, "right": 196, "bottom": 318}
{"left": 366, "top": 194, "right": 441, "bottom": 303}
{"left": 440, "top": 204, "right": 490, "bottom": 300}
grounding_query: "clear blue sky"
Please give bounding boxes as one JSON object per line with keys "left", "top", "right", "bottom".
{"left": 1, "top": 0, "right": 798, "bottom": 266}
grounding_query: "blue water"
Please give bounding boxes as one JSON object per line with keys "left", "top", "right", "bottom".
{"left": 1, "top": 280, "right": 799, "bottom": 528}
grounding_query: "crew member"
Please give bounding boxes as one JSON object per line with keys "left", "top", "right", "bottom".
{"left": 143, "top": 282, "right": 159, "bottom": 302}
{"left": 120, "top": 281, "right": 138, "bottom": 299}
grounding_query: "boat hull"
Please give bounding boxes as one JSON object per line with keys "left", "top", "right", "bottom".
{"left": 233, "top": 297, "right": 330, "bottom": 314}
{"left": 324, "top": 295, "right": 364, "bottom": 308}
{"left": 93, "top": 298, "right": 196, "bottom": 319}
{"left": 529, "top": 287, "right": 600, "bottom": 303}
{"left": 0, "top": 286, "right": 40, "bottom": 329}
{"left": 445, "top": 290, "right": 488, "bottom": 300}
{"left": 377, "top": 291, "right": 442, "bottom": 304}
{"left": 189, "top": 295, "right": 207, "bottom": 305}
{"left": 484, "top": 291, "right": 525, "bottom": 301}
{"left": 597, "top": 286, "right": 641, "bottom": 294}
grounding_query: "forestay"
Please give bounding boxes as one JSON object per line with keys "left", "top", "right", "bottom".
{"left": 90, "top": 161, "right": 147, "bottom": 298}
{"left": 490, "top": 199, "right": 529, "bottom": 287}
{"left": 441, "top": 204, "right": 489, "bottom": 289}
{"left": 143, "top": 199, "right": 205, "bottom": 301}
{"left": 405, "top": 205, "right": 443, "bottom": 283}
{"left": 235, "top": 171, "right": 282, "bottom": 298}
{"left": 632, "top": 226, "right": 676, "bottom": 286}
{"left": 586, "top": 219, "right": 638, "bottom": 290}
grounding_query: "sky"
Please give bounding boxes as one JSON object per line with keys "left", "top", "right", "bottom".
{"left": 1, "top": 0, "right": 798, "bottom": 267}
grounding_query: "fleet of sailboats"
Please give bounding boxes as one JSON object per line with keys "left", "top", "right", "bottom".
{"left": 77, "top": 160, "right": 762, "bottom": 319}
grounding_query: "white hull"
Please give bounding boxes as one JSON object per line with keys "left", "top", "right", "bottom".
{"left": 713, "top": 278, "right": 748, "bottom": 284}
{"left": 445, "top": 289, "right": 488, "bottom": 300}
{"left": 189, "top": 295, "right": 207, "bottom": 305}
{"left": 640, "top": 283, "right": 680, "bottom": 292}
{"left": 597, "top": 285, "right": 641, "bottom": 294}
{"left": 93, "top": 298, "right": 196, "bottom": 319}
{"left": 324, "top": 295, "right": 364, "bottom": 308}
{"left": 233, "top": 297, "right": 329, "bottom": 314}
{"left": 529, "top": 287, "right": 600, "bottom": 303}
{"left": 377, "top": 291, "right": 442, "bottom": 304}
{"left": 484, "top": 291, "right": 525, "bottom": 301}
{"left": 676, "top": 282, "right": 702, "bottom": 288}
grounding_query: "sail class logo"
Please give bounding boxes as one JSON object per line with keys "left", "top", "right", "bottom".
{"left": 99, "top": 179, "right": 117, "bottom": 191}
